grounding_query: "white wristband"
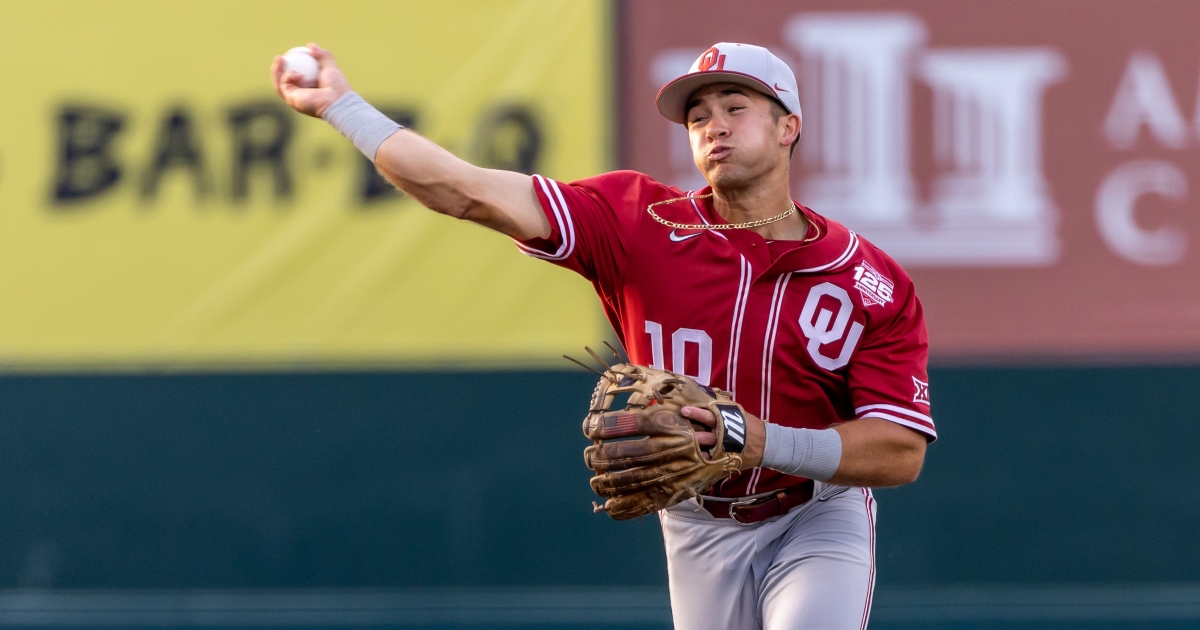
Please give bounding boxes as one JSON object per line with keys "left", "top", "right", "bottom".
{"left": 761, "top": 423, "right": 842, "bottom": 481}
{"left": 321, "top": 91, "right": 403, "bottom": 161}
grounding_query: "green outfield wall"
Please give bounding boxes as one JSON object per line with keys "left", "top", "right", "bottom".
{"left": 1, "top": 364, "right": 1195, "bottom": 590}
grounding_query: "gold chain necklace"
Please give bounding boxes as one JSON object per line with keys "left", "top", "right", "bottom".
{"left": 647, "top": 193, "right": 818, "bottom": 242}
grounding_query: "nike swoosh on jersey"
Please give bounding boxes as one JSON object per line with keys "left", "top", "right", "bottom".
{"left": 669, "top": 230, "right": 702, "bottom": 242}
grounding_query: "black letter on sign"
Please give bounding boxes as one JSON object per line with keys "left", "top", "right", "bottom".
{"left": 226, "top": 102, "right": 294, "bottom": 202}
{"left": 51, "top": 105, "right": 126, "bottom": 205}
{"left": 472, "top": 105, "right": 542, "bottom": 175}
{"left": 358, "top": 107, "right": 418, "bottom": 205}
{"left": 141, "top": 106, "right": 209, "bottom": 202}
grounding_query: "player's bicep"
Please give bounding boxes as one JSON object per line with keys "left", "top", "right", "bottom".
{"left": 372, "top": 131, "right": 550, "bottom": 240}
{"left": 457, "top": 168, "right": 551, "bottom": 240}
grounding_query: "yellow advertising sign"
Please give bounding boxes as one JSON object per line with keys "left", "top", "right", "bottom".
{"left": 0, "top": 0, "right": 611, "bottom": 370}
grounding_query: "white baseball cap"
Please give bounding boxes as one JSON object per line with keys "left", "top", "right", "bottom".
{"left": 656, "top": 42, "right": 802, "bottom": 126}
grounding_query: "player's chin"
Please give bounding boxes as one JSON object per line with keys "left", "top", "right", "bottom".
{"left": 704, "top": 164, "right": 751, "bottom": 189}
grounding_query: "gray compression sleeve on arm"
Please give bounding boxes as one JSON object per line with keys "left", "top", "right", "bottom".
{"left": 761, "top": 423, "right": 842, "bottom": 482}
{"left": 321, "top": 92, "right": 403, "bottom": 161}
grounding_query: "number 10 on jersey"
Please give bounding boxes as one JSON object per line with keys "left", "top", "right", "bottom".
{"left": 644, "top": 322, "right": 713, "bottom": 386}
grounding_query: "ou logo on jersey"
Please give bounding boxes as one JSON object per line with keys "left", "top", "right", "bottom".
{"left": 799, "top": 282, "right": 864, "bottom": 371}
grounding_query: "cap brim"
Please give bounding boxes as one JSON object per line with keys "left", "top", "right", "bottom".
{"left": 655, "top": 71, "right": 783, "bottom": 124}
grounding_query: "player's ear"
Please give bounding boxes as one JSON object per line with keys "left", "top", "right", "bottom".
{"left": 780, "top": 113, "right": 801, "bottom": 149}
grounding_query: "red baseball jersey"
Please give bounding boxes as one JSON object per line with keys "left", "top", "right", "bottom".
{"left": 518, "top": 171, "right": 935, "bottom": 498}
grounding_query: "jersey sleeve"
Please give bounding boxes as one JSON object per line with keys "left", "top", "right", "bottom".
{"left": 846, "top": 278, "right": 937, "bottom": 441}
{"left": 513, "top": 172, "right": 645, "bottom": 295}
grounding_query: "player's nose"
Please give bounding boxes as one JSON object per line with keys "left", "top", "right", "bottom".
{"left": 706, "top": 119, "right": 730, "bottom": 140}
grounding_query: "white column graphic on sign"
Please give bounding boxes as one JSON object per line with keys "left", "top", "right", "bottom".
{"left": 915, "top": 49, "right": 1066, "bottom": 264}
{"left": 923, "top": 50, "right": 1066, "bottom": 221}
{"left": 785, "top": 13, "right": 926, "bottom": 224}
{"left": 780, "top": 12, "right": 1067, "bottom": 266}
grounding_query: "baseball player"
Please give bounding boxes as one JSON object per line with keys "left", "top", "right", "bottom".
{"left": 272, "top": 41, "right": 934, "bottom": 629}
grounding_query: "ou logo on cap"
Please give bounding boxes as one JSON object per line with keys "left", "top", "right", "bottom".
{"left": 698, "top": 47, "right": 726, "bottom": 72}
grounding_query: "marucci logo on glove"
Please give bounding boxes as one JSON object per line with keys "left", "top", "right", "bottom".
{"left": 715, "top": 403, "right": 747, "bottom": 453}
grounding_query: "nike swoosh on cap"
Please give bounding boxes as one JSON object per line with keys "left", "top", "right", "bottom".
{"left": 774, "top": 83, "right": 790, "bottom": 93}
{"left": 669, "top": 230, "right": 702, "bottom": 242}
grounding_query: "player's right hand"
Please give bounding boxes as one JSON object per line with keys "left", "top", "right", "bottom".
{"left": 271, "top": 43, "right": 352, "bottom": 118}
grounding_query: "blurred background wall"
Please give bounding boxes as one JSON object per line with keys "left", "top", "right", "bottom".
{"left": 0, "top": 1, "right": 1198, "bottom": 629}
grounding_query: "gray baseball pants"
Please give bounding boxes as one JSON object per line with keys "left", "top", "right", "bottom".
{"left": 659, "top": 483, "right": 877, "bottom": 629}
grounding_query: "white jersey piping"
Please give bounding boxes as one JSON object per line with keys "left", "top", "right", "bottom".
{"left": 750, "top": 271, "right": 792, "bottom": 494}
{"left": 759, "top": 272, "right": 792, "bottom": 423}
{"left": 859, "top": 411, "right": 937, "bottom": 437}
{"left": 795, "top": 230, "right": 859, "bottom": 273}
{"left": 726, "top": 255, "right": 751, "bottom": 396}
{"left": 855, "top": 403, "right": 933, "bottom": 425}
{"left": 514, "top": 176, "right": 576, "bottom": 261}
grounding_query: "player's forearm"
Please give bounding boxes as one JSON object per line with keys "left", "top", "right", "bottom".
{"left": 759, "top": 417, "right": 925, "bottom": 487}
{"left": 828, "top": 418, "right": 926, "bottom": 487}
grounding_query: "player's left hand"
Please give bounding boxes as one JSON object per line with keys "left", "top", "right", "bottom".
{"left": 682, "top": 405, "right": 765, "bottom": 469}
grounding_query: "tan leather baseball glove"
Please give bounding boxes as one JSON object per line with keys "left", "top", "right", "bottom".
{"left": 582, "top": 362, "right": 750, "bottom": 520}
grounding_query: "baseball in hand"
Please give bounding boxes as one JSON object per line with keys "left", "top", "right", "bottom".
{"left": 282, "top": 46, "right": 320, "bottom": 87}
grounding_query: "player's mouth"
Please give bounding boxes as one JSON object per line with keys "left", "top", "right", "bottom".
{"left": 708, "top": 145, "right": 734, "bottom": 161}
